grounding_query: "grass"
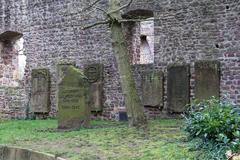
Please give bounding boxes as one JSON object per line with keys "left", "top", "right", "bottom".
{"left": 0, "top": 119, "right": 197, "bottom": 160}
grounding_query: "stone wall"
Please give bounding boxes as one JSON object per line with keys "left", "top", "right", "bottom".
{"left": 0, "top": 86, "right": 26, "bottom": 119}
{"left": 0, "top": 0, "right": 239, "bottom": 119}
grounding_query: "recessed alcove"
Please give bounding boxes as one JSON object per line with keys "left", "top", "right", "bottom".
{"left": 0, "top": 31, "right": 26, "bottom": 87}
{"left": 122, "top": 10, "right": 154, "bottom": 65}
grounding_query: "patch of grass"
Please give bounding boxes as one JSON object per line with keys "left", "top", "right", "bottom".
{"left": 0, "top": 119, "right": 196, "bottom": 160}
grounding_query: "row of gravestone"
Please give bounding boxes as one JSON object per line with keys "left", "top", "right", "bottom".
{"left": 30, "top": 60, "right": 220, "bottom": 129}
{"left": 31, "top": 64, "right": 103, "bottom": 129}
{"left": 142, "top": 60, "right": 220, "bottom": 113}
{"left": 31, "top": 63, "right": 104, "bottom": 114}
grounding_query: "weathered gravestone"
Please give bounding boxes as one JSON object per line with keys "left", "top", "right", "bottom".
{"left": 57, "top": 65, "right": 90, "bottom": 129}
{"left": 195, "top": 60, "right": 220, "bottom": 100}
{"left": 31, "top": 69, "right": 50, "bottom": 113}
{"left": 84, "top": 64, "right": 104, "bottom": 112}
{"left": 142, "top": 71, "right": 164, "bottom": 107}
{"left": 167, "top": 64, "right": 190, "bottom": 113}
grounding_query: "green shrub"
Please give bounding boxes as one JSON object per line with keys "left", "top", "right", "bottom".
{"left": 183, "top": 98, "right": 240, "bottom": 159}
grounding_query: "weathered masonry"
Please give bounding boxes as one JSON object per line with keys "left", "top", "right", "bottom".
{"left": 0, "top": 0, "right": 239, "bottom": 120}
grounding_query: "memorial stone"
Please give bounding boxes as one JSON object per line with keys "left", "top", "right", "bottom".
{"left": 195, "top": 60, "right": 220, "bottom": 100}
{"left": 142, "top": 71, "right": 164, "bottom": 107}
{"left": 84, "top": 64, "right": 104, "bottom": 111}
{"left": 31, "top": 69, "right": 50, "bottom": 113}
{"left": 167, "top": 64, "right": 190, "bottom": 113}
{"left": 57, "top": 65, "right": 90, "bottom": 129}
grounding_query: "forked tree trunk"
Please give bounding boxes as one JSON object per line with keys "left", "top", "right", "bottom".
{"left": 109, "top": 0, "right": 147, "bottom": 128}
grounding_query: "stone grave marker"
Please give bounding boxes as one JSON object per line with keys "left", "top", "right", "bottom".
{"left": 31, "top": 69, "right": 50, "bottom": 113}
{"left": 57, "top": 64, "right": 90, "bottom": 129}
{"left": 195, "top": 60, "right": 220, "bottom": 100}
{"left": 142, "top": 70, "right": 164, "bottom": 107}
{"left": 167, "top": 64, "right": 190, "bottom": 113}
{"left": 84, "top": 64, "right": 104, "bottom": 112}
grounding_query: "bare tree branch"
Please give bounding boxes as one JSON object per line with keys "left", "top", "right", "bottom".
{"left": 119, "top": 17, "right": 154, "bottom": 23}
{"left": 96, "top": 7, "right": 109, "bottom": 16}
{"left": 82, "top": 20, "right": 110, "bottom": 29}
{"left": 83, "top": 0, "right": 103, "bottom": 12}
{"left": 108, "top": 0, "right": 133, "bottom": 15}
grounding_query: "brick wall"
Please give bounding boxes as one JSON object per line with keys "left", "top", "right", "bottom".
{"left": 0, "top": 0, "right": 239, "bottom": 119}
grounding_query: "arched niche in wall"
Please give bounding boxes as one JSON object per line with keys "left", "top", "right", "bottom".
{"left": 122, "top": 9, "right": 154, "bottom": 65}
{"left": 0, "top": 31, "right": 26, "bottom": 87}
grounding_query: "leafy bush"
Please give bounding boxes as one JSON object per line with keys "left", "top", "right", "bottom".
{"left": 183, "top": 98, "right": 240, "bottom": 159}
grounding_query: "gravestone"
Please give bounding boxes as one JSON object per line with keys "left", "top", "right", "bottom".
{"left": 84, "top": 64, "right": 104, "bottom": 112}
{"left": 57, "top": 65, "right": 90, "bottom": 129}
{"left": 195, "top": 60, "right": 220, "bottom": 100}
{"left": 31, "top": 69, "right": 50, "bottom": 113}
{"left": 142, "top": 71, "right": 164, "bottom": 107}
{"left": 167, "top": 64, "right": 190, "bottom": 113}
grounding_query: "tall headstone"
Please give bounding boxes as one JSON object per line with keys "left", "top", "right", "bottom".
{"left": 195, "top": 60, "right": 220, "bottom": 100}
{"left": 31, "top": 69, "right": 50, "bottom": 113}
{"left": 167, "top": 64, "right": 190, "bottom": 113}
{"left": 142, "top": 71, "right": 164, "bottom": 107}
{"left": 57, "top": 65, "right": 90, "bottom": 129}
{"left": 84, "top": 64, "right": 104, "bottom": 112}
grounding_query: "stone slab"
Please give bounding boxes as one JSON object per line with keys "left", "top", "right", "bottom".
{"left": 195, "top": 60, "right": 220, "bottom": 100}
{"left": 0, "top": 146, "right": 66, "bottom": 160}
{"left": 84, "top": 64, "right": 104, "bottom": 83}
{"left": 142, "top": 71, "right": 164, "bottom": 107}
{"left": 167, "top": 64, "right": 190, "bottom": 113}
{"left": 1, "top": 147, "right": 15, "bottom": 160}
{"left": 84, "top": 64, "right": 104, "bottom": 111}
{"left": 31, "top": 69, "right": 50, "bottom": 113}
{"left": 89, "top": 81, "right": 103, "bottom": 112}
{"left": 57, "top": 64, "right": 90, "bottom": 130}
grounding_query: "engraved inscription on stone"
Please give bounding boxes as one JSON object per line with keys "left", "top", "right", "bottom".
{"left": 167, "top": 64, "right": 190, "bottom": 113}
{"left": 84, "top": 64, "right": 103, "bottom": 83}
{"left": 31, "top": 69, "right": 50, "bottom": 113}
{"left": 57, "top": 65, "right": 90, "bottom": 129}
{"left": 195, "top": 60, "right": 220, "bottom": 100}
{"left": 84, "top": 64, "right": 104, "bottom": 111}
{"left": 142, "top": 71, "right": 164, "bottom": 107}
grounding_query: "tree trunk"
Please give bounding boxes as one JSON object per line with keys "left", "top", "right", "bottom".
{"left": 109, "top": 0, "right": 147, "bottom": 128}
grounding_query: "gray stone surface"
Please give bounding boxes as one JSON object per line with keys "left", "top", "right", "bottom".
{"left": 167, "top": 64, "right": 190, "bottom": 113}
{"left": 0, "top": 146, "right": 66, "bottom": 160}
{"left": 31, "top": 69, "right": 50, "bottom": 113}
{"left": 195, "top": 60, "right": 220, "bottom": 100}
{"left": 84, "top": 64, "right": 104, "bottom": 112}
{"left": 57, "top": 64, "right": 90, "bottom": 129}
{"left": 84, "top": 64, "right": 103, "bottom": 83}
{"left": 142, "top": 71, "right": 164, "bottom": 107}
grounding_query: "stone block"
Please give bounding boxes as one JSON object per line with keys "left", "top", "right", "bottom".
{"left": 195, "top": 60, "right": 220, "bottom": 100}
{"left": 30, "top": 151, "right": 56, "bottom": 160}
{"left": 57, "top": 64, "right": 90, "bottom": 130}
{"left": 142, "top": 70, "right": 164, "bottom": 107}
{"left": 84, "top": 64, "right": 104, "bottom": 111}
{"left": 89, "top": 81, "right": 103, "bottom": 112}
{"left": 167, "top": 64, "right": 190, "bottom": 113}
{"left": 31, "top": 69, "right": 50, "bottom": 113}
{"left": 1, "top": 146, "right": 16, "bottom": 160}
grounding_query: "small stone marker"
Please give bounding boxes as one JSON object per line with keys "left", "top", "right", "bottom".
{"left": 195, "top": 60, "right": 220, "bottom": 100}
{"left": 167, "top": 64, "right": 190, "bottom": 113}
{"left": 31, "top": 69, "right": 50, "bottom": 113}
{"left": 84, "top": 64, "right": 104, "bottom": 112}
{"left": 142, "top": 70, "right": 164, "bottom": 107}
{"left": 57, "top": 64, "right": 90, "bottom": 129}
